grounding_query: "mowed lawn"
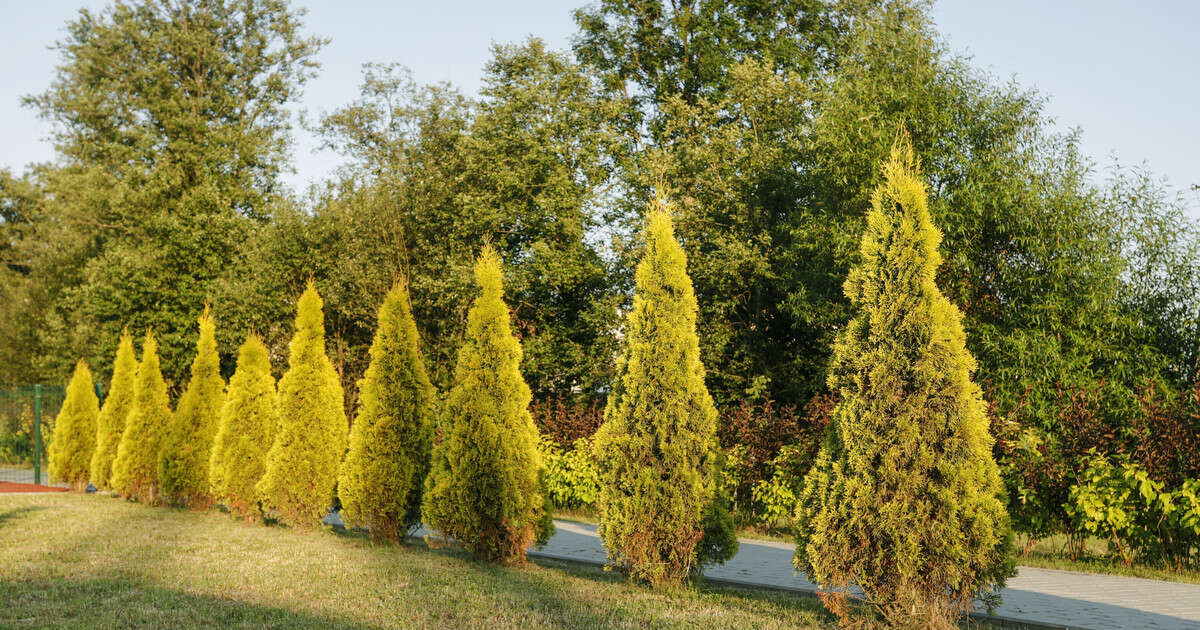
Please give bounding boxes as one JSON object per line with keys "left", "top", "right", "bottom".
{"left": 0, "top": 493, "right": 835, "bottom": 629}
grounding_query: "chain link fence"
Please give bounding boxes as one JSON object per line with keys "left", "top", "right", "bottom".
{"left": 0, "top": 385, "right": 69, "bottom": 487}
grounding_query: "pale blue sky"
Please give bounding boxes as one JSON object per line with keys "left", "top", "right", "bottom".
{"left": 2, "top": 1, "right": 1197, "bottom": 210}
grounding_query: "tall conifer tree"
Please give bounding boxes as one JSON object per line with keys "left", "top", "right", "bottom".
{"left": 422, "top": 246, "right": 552, "bottom": 564}
{"left": 48, "top": 360, "right": 99, "bottom": 490}
{"left": 794, "top": 134, "right": 1014, "bottom": 628}
{"left": 593, "top": 202, "right": 735, "bottom": 587}
{"left": 90, "top": 331, "right": 137, "bottom": 489}
{"left": 339, "top": 281, "right": 435, "bottom": 542}
{"left": 110, "top": 331, "right": 173, "bottom": 504}
{"left": 159, "top": 308, "right": 225, "bottom": 507}
{"left": 210, "top": 334, "right": 278, "bottom": 520}
{"left": 256, "top": 282, "right": 347, "bottom": 527}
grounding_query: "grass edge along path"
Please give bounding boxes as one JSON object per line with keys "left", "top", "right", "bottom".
{"left": 0, "top": 493, "right": 849, "bottom": 630}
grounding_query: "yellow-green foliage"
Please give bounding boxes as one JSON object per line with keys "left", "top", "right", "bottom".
{"left": 593, "top": 203, "right": 734, "bottom": 588}
{"left": 794, "top": 135, "right": 1014, "bottom": 628}
{"left": 110, "top": 331, "right": 174, "bottom": 504}
{"left": 422, "top": 246, "right": 552, "bottom": 564}
{"left": 209, "top": 334, "right": 278, "bottom": 521}
{"left": 159, "top": 308, "right": 225, "bottom": 508}
{"left": 90, "top": 331, "right": 137, "bottom": 489}
{"left": 339, "top": 281, "right": 435, "bottom": 542}
{"left": 48, "top": 360, "right": 99, "bottom": 490}
{"left": 256, "top": 282, "right": 348, "bottom": 527}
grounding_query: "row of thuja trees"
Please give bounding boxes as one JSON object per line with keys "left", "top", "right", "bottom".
{"left": 49, "top": 137, "right": 1011, "bottom": 628}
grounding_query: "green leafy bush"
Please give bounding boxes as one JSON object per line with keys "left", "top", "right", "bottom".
{"left": 1067, "top": 451, "right": 1200, "bottom": 567}
{"left": 539, "top": 436, "right": 600, "bottom": 510}
{"left": 749, "top": 445, "right": 810, "bottom": 527}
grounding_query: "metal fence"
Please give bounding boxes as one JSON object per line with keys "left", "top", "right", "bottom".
{"left": 0, "top": 384, "right": 102, "bottom": 487}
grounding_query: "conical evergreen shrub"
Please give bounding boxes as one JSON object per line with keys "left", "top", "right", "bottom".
{"left": 422, "top": 246, "right": 552, "bottom": 564}
{"left": 110, "top": 331, "right": 174, "bottom": 504}
{"left": 256, "top": 282, "right": 348, "bottom": 527}
{"left": 48, "top": 360, "right": 99, "bottom": 490}
{"left": 90, "top": 331, "right": 137, "bottom": 490}
{"left": 592, "top": 202, "right": 736, "bottom": 588}
{"left": 339, "top": 280, "right": 435, "bottom": 542}
{"left": 210, "top": 334, "right": 278, "bottom": 521}
{"left": 159, "top": 307, "right": 225, "bottom": 508}
{"left": 794, "top": 134, "right": 1014, "bottom": 628}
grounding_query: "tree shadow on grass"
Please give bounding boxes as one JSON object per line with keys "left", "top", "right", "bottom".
{"left": 0, "top": 506, "right": 46, "bottom": 528}
{"left": 388, "top": 539, "right": 836, "bottom": 628}
{"left": 0, "top": 577, "right": 371, "bottom": 630}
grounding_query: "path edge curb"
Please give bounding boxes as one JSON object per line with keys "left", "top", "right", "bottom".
{"left": 527, "top": 549, "right": 1085, "bottom": 630}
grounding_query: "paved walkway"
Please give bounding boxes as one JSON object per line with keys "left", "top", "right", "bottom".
{"left": 532, "top": 519, "right": 1200, "bottom": 630}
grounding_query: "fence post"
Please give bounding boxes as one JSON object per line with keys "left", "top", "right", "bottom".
{"left": 33, "top": 384, "right": 43, "bottom": 485}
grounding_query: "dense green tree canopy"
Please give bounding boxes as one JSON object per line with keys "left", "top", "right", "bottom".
{"left": 10, "top": 0, "right": 323, "bottom": 384}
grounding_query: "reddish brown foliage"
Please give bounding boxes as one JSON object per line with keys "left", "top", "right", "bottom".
{"left": 531, "top": 397, "right": 604, "bottom": 447}
{"left": 718, "top": 392, "right": 835, "bottom": 511}
{"left": 1130, "top": 381, "right": 1200, "bottom": 486}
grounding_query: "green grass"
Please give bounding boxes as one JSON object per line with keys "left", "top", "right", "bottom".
{"left": 0, "top": 493, "right": 840, "bottom": 629}
{"left": 1013, "top": 534, "right": 1200, "bottom": 585}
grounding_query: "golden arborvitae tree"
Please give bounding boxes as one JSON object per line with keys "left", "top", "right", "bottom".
{"left": 110, "top": 331, "right": 174, "bottom": 504}
{"left": 422, "top": 246, "right": 553, "bottom": 564}
{"left": 90, "top": 330, "right": 137, "bottom": 490}
{"left": 592, "top": 202, "right": 736, "bottom": 588}
{"left": 256, "top": 282, "right": 347, "bottom": 527}
{"left": 794, "top": 134, "right": 1014, "bottom": 628}
{"left": 159, "top": 307, "right": 225, "bottom": 508}
{"left": 210, "top": 334, "right": 278, "bottom": 520}
{"left": 339, "top": 280, "right": 435, "bottom": 542}
{"left": 48, "top": 360, "right": 100, "bottom": 490}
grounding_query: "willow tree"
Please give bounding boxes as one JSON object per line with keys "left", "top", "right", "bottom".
{"left": 794, "top": 136, "right": 1014, "bottom": 628}
{"left": 48, "top": 360, "right": 99, "bottom": 490}
{"left": 593, "top": 203, "right": 735, "bottom": 588}
{"left": 339, "top": 281, "right": 434, "bottom": 542}
{"left": 90, "top": 331, "right": 137, "bottom": 489}
{"left": 210, "top": 334, "right": 277, "bottom": 520}
{"left": 256, "top": 282, "right": 347, "bottom": 527}
{"left": 422, "top": 246, "right": 552, "bottom": 564}
{"left": 159, "top": 308, "right": 225, "bottom": 507}
{"left": 110, "top": 331, "right": 173, "bottom": 504}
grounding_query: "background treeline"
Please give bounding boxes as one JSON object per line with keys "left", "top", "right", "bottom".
{"left": 2, "top": 0, "right": 1199, "bottom": 556}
